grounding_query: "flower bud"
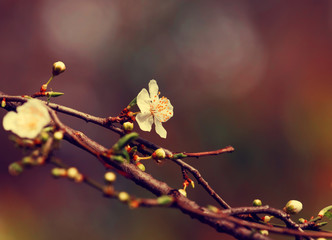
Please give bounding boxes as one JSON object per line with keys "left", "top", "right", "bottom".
{"left": 298, "top": 218, "right": 307, "bottom": 224}
{"left": 103, "top": 185, "right": 114, "bottom": 197}
{"left": 8, "top": 162, "right": 23, "bottom": 176}
{"left": 178, "top": 189, "right": 187, "bottom": 197}
{"left": 1, "top": 98, "right": 6, "bottom": 108}
{"left": 123, "top": 122, "right": 134, "bottom": 131}
{"left": 104, "top": 172, "right": 116, "bottom": 183}
{"left": 36, "top": 156, "right": 45, "bottom": 165}
{"left": 152, "top": 148, "right": 166, "bottom": 160}
{"left": 207, "top": 205, "right": 220, "bottom": 213}
{"left": 22, "top": 156, "right": 34, "bottom": 166}
{"left": 253, "top": 199, "right": 262, "bottom": 206}
{"left": 157, "top": 195, "right": 173, "bottom": 205}
{"left": 262, "top": 215, "right": 273, "bottom": 223}
{"left": 53, "top": 131, "right": 64, "bottom": 141}
{"left": 52, "top": 61, "right": 66, "bottom": 76}
{"left": 40, "top": 84, "right": 48, "bottom": 92}
{"left": 74, "top": 173, "right": 84, "bottom": 183}
{"left": 136, "top": 162, "right": 146, "bottom": 171}
{"left": 45, "top": 91, "right": 64, "bottom": 97}
{"left": 259, "top": 230, "right": 269, "bottom": 236}
{"left": 129, "top": 200, "right": 140, "bottom": 209}
{"left": 51, "top": 168, "right": 67, "bottom": 178}
{"left": 283, "top": 200, "right": 303, "bottom": 214}
{"left": 40, "top": 131, "right": 49, "bottom": 142}
{"left": 67, "top": 167, "right": 79, "bottom": 179}
{"left": 118, "top": 191, "right": 130, "bottom": 202}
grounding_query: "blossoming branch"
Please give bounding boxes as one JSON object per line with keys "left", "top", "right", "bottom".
{"left": 1, "top": 61, "right": 332, "bottom": 240}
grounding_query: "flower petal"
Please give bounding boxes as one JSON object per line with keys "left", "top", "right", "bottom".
{"left": 137, "top": 88, "right": 151, "bottom": 112}
{"left": 154, "top": 118, "right": 167, "bottom": 138}
{"left": 148, "top": 79, "right": 159, "bottom": 100}
{"left": 153, "top": 97, "right": 174, "bottom": 123}
{"left": 136, "top": 112, "right": 153, "bottom": 132}
{"left": 3, "top": 111, "right": 18, "bottom": 131}
{"left": 19, "top": 99, "right": 51, "bottom": 125}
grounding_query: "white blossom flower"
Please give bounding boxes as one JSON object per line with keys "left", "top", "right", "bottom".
{"left": 3, "top": 99, "right": 51, "bottom": 139}
{"left": 136, "top": 79, "right": 173, "bottom": 138}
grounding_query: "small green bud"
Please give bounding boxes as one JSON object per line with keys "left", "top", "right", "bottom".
{"left": 283, "top": 200, "right": 303, "bottom": 214}
{"left": 171, "top": 153, "right": 187, "bottom": 159}
{"left": 45, "top": 91, "right": 64, "bottom": 97}
{"left": 152, "top": 148, "right": 166, "bottom": 160}
{"left": 157, "top": 195, "right": 173, "bottom": 205}
{"left": 51, "top": 168, "right": 67, "bottom": 178}
{"left": 104, "top": 172, "right": 116, "bottom": 183}
{"left": 52, "top": 61, "right": 66, "bottom": 76}
{"left": 318, "top": 205, "right": 332, "bottom": 219}
{"left": 118, "top": 191, "right": 130, "bottom": 202}
{"left": 316, "top": 222, "right": 328, "bottom": 227}
{"left": 136, "top": 162, "right": 146, "bottom": 171}
{"left": 253, "top": 199, "right": 262, "bottom": 206}
{"left": 22, "top": 156, "right": 34, "bottom": 166}
{"left": 40, "top": 131, "right": 49, "bottom": 142}
{"left": 207, "top": 205, "right": 220, "bottom": 213}
{"left": 178, "top": 189, "right": 187, "bottom": 197}
{"left": 298, "top": 218, "right": 307, "bottom": 224}
{"left": 123, "top": 122, "right": 134, "bottom": 131}
{"left": 8, "top": 162, "right": 23, "bottom": 176}
{"left": 53, "top": 131, "right": 64, "bottom": 140}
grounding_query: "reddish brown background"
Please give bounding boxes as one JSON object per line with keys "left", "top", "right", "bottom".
{"left": 0, "top": 0, "right": 331, "bottom": 239}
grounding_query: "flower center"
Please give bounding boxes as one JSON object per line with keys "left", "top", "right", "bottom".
{"left": 150, "top": 96, "right": 172, "bottom": 122}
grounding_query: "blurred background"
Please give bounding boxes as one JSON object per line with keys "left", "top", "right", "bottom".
{"left": 0, "top": 0, "right": 332, "bottom": 239}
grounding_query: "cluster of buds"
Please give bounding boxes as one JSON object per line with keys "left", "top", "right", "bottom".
{"left": 178, "top": 169, "right": 195, "bottom": 197}
{"left": 8, "top": 142, "right": 56, "bottom": 176}
{"left": 51, "top": 167, "right": 84, "bottom": 183}
{"left": 178, "top": 179, "right": 195, "bottom": 198}
{"left": 131, "top": 148, "right": 167, "bottom": 172}
{"left": 103, "top": 171, "right": 139, "bottom": 208}
{"left": 109, "top": 107, "right": 135, "bottom": 126}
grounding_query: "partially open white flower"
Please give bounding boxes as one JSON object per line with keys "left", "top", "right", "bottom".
{"left": 136, "top": 80, "right": 173, "bottom": 138}
{"left": 3, "top": 99, "right": 51, "bottom": 139}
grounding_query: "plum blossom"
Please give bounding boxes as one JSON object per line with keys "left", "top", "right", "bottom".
{"left": 136, "top": 80, "right": 173, "bottom": 138}
{"left": 3, "top": 99, "right": 51, "bottom": 139}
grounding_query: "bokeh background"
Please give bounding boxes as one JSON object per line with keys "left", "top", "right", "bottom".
{"left": 0, "top": 0, "right": 332, "bottom": 239}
